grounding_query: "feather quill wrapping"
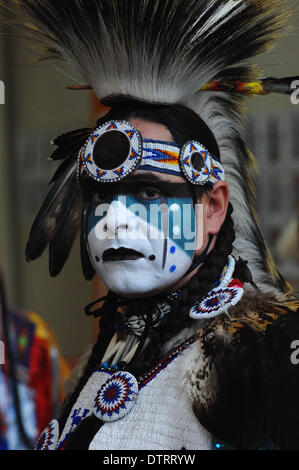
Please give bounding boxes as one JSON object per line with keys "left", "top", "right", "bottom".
{"left": 0, "top": 0, "right": 293, "bottom": 287}
{"left": 200, "top": 76, "right": 299, "bottom": 95}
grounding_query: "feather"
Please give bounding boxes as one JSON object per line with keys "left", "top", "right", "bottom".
{"left": 67, "top": 75, "right": 299, "bottom": 96}
{"left": 50, "top": 128, "right": 92, "bottom": 161}
{"left": 187, "top": 291, "right": 299, "bottom": 449}
{"left": 25, "top": 157, "right": 78, "bottom": 264}
{"left": 1, "top": 0, "right": 290, "bottom": 103}
{"left": 200, "top": 76, "right": 299, "bottom": 95}
{"left": 261, "top": 76, "right": 299, "bottom": 95}
{"left": 48, "top": 177, "right": 83, "bottom": 277}
{"left": 25, "top": 127, "right": 92, "bottom": 274}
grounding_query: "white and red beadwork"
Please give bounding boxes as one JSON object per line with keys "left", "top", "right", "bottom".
{"left": 35, "top": 419, "right": 59, "bottom": 451}
{"left": 78, "top": 120, "right": 225, "bottom": 185}
{"left": 93, "top": 371, "right": 139, "bottom": 422}
{"left": 189, "top": 279, "right": 244, "bottom": 320}
{"left": 82, "top": 120, "right": 143, "bottom": 183}
{"left": 179, "top": 140, "right": 224, "bottom": 185}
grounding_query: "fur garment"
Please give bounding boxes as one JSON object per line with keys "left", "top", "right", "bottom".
{"left": 187, "top": 290, "right": 299, "bottom": 449}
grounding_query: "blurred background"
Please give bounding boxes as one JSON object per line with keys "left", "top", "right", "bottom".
{"left": 0, "top": 13, "right": 298, "bottom": 449}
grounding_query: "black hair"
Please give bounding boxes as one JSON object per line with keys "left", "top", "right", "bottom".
{"left": 59, "top": 100, "right": 255, "bottom": 434}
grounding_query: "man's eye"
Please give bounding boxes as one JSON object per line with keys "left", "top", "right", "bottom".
{"left": 92, "top": 190, "right": 112, "bottom": 203}
{"left": 137, "top": 186, "right": 161, "bottom": 200}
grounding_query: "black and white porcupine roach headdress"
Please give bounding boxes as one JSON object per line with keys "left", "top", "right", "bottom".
{"left": 2, "top": 0, "right": 297, "bottom": 292}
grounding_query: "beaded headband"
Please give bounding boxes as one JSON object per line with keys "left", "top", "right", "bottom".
{"left": 78, "top": 120, "right": 225, "bottom": 186}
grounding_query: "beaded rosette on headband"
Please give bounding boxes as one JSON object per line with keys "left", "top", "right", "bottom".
{"left": 3, "top": 0, "right": 297, "bottom": 292}
{"left": 78, "top": 120, "right": 225, "bottom": 185}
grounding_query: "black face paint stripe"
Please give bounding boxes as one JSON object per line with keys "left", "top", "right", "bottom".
{"left": 160, "top": 195, "right": 169, "bottom": 270}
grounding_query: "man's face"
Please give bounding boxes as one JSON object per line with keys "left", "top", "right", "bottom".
{"left": 85, "top": 119, "right": 206, "bottom": 298}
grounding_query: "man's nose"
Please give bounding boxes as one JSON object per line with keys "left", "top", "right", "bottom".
{"left": 103, "top": 197, "right": 135, "bottom": 236}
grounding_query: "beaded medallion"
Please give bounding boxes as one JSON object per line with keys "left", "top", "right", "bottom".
{"left": 81, "top": 120, "right": 143, "bottom": 183}
{"left": 189, "top": 256, "right": 244, "bottom": 320}
{"left": 189, "top": 279, "right": 244, "bottom": 320}
{"left": 179, "top": 140, "right": 224, "bottom": 185}
{"left": 35, "top": 419, "right": 59, "bottom": 451}
{"left": 93, "top": 371, "right": 139, "bottom": 422}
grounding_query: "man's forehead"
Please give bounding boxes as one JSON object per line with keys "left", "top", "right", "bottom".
{"left": 129, "top": 118, "right": 174, "bottom": 142}
{"left": 125, "top": 170, "right": 186, "bottom": 184}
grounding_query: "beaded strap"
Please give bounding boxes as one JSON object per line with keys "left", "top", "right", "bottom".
{"left": 138, "top": 333, "right": 200, "bottom": 389}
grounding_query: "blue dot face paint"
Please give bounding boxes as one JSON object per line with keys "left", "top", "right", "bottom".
{"left": 86, "top": 178, "right": 198, "bottom": 297}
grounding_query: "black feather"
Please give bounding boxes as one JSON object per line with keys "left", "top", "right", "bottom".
{"left": 25, "top": 157, "right": 78, "bottom": 263}
{"left": 24, "top": 120, "right": 92, "bottom": 277}
{"left": 24, "top": 127, "right": 92, "bottom": 274}
{"left": 50, "top": 128, "right": 91, "bottom": 161}
{"left": 48, "top": 177, "right": 83, "bottom": 277}
{"left": 262, "top": 76, "right": 299, "bottom": 95}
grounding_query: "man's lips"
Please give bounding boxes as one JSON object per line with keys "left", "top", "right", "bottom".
{"left": 102, "top": 247, "right": 145, "bottom": 262}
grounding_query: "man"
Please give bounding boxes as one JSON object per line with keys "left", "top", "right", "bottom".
{"left": 2, "top": 0, "right": 299, "bottom": 450}
{"left": 36, "top": 100, "right": 299, "bottom": 451}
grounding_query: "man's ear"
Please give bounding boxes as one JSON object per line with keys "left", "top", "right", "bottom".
{"left": 203, "top": 181, "right": 230, "bottom": 235}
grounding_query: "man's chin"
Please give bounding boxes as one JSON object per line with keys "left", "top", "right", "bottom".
{"left": 101, "top": 275, "right": 171, "bottom": 299}
{"left": 96, "top": 263, "right": 188, "bottom": 299}
{"left": 109, "top": 285, "right": 163, "bottom": 299}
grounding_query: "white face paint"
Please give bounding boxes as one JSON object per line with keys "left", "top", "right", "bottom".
{"left": 86, "top": 187, "right": 197, "bottom": 298}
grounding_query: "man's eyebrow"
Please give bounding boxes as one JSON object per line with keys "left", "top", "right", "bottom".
{"left": 124, "top": 173, "right": 165, "bottom": 183}
{"left": 118, "top": 176, "right": 193, "bottom": 197}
